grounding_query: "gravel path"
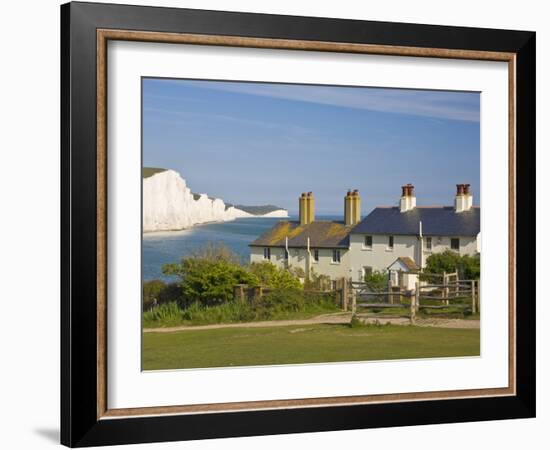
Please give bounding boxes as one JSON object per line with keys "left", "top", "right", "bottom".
{"left": 144, "top": 313, "right": 479, "bottom": 333}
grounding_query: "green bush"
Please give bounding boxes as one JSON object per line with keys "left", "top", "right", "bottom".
{"left": 304, "top": 268, "right": 331, "bottom": 291}
{"left": 256, "top": 288, "right": 338, "bottom": 320}
{"left": 142, "top": 280, "right": 184, "bottom": 311}
{"left": 248, "top": 261, "right": 302, "bottom": 290}
{"left": 424, "top": 250, "right": 480, "bottom": 280}
{"left": 260, "top": 288, "right": 305, "bottom": 312}
{"left": 364, "top": 270, "right": 388, "bottom": 291}
{"left": 163, "top": 258, "right": 257, "bottom": 305}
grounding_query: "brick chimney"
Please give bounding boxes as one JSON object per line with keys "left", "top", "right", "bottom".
{"left": 399, "top": 184, "right": 416, "bottom": 213}
{"left": 455, "top": 184, "right": 473, "bottom": 213}
{"left": 299, "top": 192, "right": 315, "bottom": 225}
{"left": 344, "top": 189, "right": 361, "bottom": 226}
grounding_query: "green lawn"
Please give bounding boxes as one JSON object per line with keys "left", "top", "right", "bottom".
{"left": 142, "top": 323, "right": 480, "bottom": 370}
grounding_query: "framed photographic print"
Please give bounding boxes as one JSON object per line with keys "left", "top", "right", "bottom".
{"left": 60, "top": 1, "right": 536, "bottom": 447}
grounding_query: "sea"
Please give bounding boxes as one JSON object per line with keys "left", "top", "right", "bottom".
{"left": 143, "top": 215, "right": 339, "bottom": 281}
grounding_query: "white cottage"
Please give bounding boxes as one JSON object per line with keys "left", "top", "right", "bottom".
{"left": 250, "top": 184, "right": 480, "bottom": 284}
{"left": 249, "top": 191, "right": 362, "bottom": 284}
{"left": 348, "top": 184, "right": 480, "bottom": 281}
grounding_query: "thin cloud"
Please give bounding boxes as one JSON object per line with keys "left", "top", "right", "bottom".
{"left": 155, "top": 79, "right": 480, "bottom": 123}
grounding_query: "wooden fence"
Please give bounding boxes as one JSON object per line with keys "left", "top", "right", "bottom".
{"left": 234, "top": 276, "right": 479, "bottom": 323}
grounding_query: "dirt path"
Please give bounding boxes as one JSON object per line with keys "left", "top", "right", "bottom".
{"left": 144, "top": 313, "right": 479, "bottom": 333}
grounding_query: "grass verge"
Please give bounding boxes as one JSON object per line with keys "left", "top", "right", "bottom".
{"left": 142, "top": 323, "right": 480, "bottom": 370}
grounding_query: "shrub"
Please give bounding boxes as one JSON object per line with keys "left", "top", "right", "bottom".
{"left": 142, "top": 280, "right": 184, "bottom": 311}
{"left": 461, "top": 253, "right": 480, "bottom": 280}
{"left": 248, "top": 261, "right": 302, "bottom": 290}
{"left": 304, "top": 268, "right": 332, "bottom": 291}
{"left": 163, "top": 258, "right": 257, "bottom": 305}
{"left": 364, "top": 270, "right": 388, "bottom": 291}
{"left": 143, "top": 279, "right": 166, "bottom": 311}
{"left": 260, "top": 287, "right": 305, "bottom": 313}
{"left": 424, "top": 250, "right": 480, "bottom": 280}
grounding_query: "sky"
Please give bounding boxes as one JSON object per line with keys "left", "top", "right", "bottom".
{"left": 143, "top": 78, "right": 480, "bottom": 216}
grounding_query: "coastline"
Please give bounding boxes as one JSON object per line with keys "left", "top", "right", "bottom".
{"left": 143, "top": 211, "right": 289, "bottom": 234}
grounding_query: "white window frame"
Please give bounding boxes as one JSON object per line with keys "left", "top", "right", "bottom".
{"left": 425, "top": 236, "right": 432, "bottom": 251}
{"left": 263, "top": 247, "right": 271, "bottom": 260}
{"left": 331, "top": 249, "right": 341, "bottom": 264}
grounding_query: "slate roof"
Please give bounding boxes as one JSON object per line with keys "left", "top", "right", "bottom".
{"left": 352, "top": 206, "right": 480, "bottom": 237}
{"left": 249, "top": 221, "right": 351, "bottom": 249}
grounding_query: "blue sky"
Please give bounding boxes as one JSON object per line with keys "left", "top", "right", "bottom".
{"left": 143, "top": 78, "right": 480, "bottom": 215}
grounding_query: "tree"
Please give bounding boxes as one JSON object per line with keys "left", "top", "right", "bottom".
{"left": 424, "top": 250, "right": 462, "bottom": 275}
{"left": 163, "top": 258, "right": 257, "bottom": 305}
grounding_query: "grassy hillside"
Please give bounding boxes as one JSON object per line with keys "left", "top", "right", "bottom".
{"left": 233, "top": 204, "right": 285, "bottom": 215}
{"left": 142, "top": 167, "right": 167, "bottom": 178}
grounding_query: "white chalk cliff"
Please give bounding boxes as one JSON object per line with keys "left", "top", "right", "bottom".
{"left": 143, "top": 169, "right": 288, "bottom": 232}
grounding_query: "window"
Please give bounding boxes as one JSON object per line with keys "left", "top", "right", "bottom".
{"left": 332, "top": 249, "right": 341, "bottom": 263}
{"left": 313, "top": 249, "right": 319, "bottom": 262}
{"left": 263, "top": 247, "right": 271, "bottom": 260}
{"left": 364, "top": 235, "right": 373, "bottom": 249}
{"left": 363, "top": 266, "right": 373, "bottom": 278}
{"left": 425, "top": 237, "right": 432, "bottom": 250}
{"left": 451, "top": 238, "right": 460, "bottom": 251}
{"left": 388, "top": 235, "right": 394, "bottom": 249}
{"left": 284, "top": 248, "right": 289, "bottom": 260}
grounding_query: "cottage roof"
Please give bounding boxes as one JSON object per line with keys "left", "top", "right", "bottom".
{"left": 388, "top": 257, "right": 420, "bottom": 272}
{"left": 249, "top": 220, "right": 351, "bottom": 249}
{"left": 352, "top": 206, "right": 480, "bottom": 237}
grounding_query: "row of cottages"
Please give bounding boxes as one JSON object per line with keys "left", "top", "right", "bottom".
{"left": 249, "top": 184, "right": 480, "bottom": 286}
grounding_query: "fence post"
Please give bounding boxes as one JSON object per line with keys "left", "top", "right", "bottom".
{"left": 341, "top": 277, "right": 348, "bottom": 311}
{"left": 443, "top": 271, "right": 449, "bottom": 306}
{"left": 471, "top": 280, "right": 476, "bottom": 314}
{"left": 233, "top": 284, "right": 245, "bottom": 303}
{"left": 477, "top": 278, "right": 481, "bottom": 312}
{"left": 411, "top": 282, "right": 419, "bottom": 323}
{"left": 351, "top": 280, "right": 357, "bottom": 314}
{"left": 388, "top": 276, "right": 393, "bottom": 304}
